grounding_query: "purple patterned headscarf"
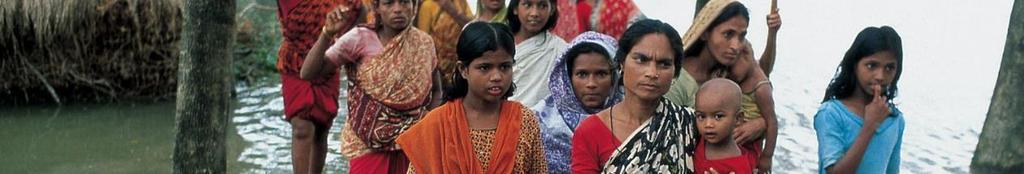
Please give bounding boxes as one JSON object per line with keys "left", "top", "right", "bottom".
{"left": 534, "top": 31, "right": 622, "bottom": 174}
{"left": 546, "top": 31, "right": 622, "bottom": 128}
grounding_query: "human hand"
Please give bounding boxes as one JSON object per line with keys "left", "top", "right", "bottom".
{"left": 322, "top": 4, "right": 354, "bottom": 36}
{"left": 766, "top": 9, "right": 781, "bottom": 34}
{"left": 865, "top": 85, "right": 891, "bottom": 125}
{"left": 706, "top": 167, "right": 736, "bottom": 174}
{"left": 733, "top": 118, "right": 766, "bottom": 144}
{"left": 755, "top": 155, "right": 772, "bottom": 174}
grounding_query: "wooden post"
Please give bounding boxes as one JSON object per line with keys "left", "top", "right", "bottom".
{"left": 172, "top": 0, "right": 235, "bottom": 173}
{"left": 971, "top": 0, "right": 1024, "bottom": 173}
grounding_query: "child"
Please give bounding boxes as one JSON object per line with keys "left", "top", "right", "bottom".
{"left": 694, "top": 78, "right": 758, "bottom": 174}
{"left": 396, "top": 22, "right": 548, "bottom": 173}
{"left": 727, "top": 41, "right": 778, "bottom": 173}
{"left": 815, "top": 26, "right": 904, "bottom": 174}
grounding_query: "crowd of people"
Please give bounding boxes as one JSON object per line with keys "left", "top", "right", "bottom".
{"left": 276, "top": 0, "right": 905, "bottom": 173}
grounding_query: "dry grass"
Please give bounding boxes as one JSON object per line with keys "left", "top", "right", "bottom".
{"left": 0, "top": 0, "right": 183, "bottom": 103}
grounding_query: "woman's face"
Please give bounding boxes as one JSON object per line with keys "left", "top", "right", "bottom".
{"left": 460, "top": 49, "right": 515, "bottom": 103}
{"left": 483, "top": 0, "right": 506, "bottom": 11}
{"left": 703, "top": 15, "right": 748, "bottom": 66}
{"left": 854, "top": 51, "right": 898, "bottom": 97}
{"left": 514, "top": 0, "right": 552, "bottom": 35}
{"left": 570, "top": 53, "right": 614, "bottom": 110}
{"left": 376, "top": 0, "right": 414, "bottom": 31}
{"left": 621, "top": 33, "right": 677, "bottom": 102}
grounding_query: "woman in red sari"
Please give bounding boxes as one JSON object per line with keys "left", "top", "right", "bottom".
{"left": 276, "top": 0, "right": 351, "bottom": 173}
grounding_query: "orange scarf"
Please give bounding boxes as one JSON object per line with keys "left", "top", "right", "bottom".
{"left": 397, "top": 99, "right": 523, "bottom": 174}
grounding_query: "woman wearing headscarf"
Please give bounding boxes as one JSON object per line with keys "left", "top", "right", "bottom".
{"left": 531, "top": 31, "right": 621, "bottom": 174}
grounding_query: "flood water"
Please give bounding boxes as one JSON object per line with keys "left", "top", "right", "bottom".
{"left": 0, "top": 0, "right": 1013, "bottom": 173}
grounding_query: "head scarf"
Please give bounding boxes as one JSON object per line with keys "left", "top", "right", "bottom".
{"left": 682, "top": 0, "right": 737, "bottom": 51}
{"left": 533, "top": 31, "right": 621, "bottom": 173}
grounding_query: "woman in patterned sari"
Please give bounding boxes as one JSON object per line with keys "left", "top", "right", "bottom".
{"left": 301, "top": 0, "right": 441, "bottom": 173}
{"left": 570, "top": 19, "right": 698, "bottom": 174}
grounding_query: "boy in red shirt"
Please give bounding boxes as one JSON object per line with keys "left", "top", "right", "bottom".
{"left": 694, "top": 78, "right": 759, "bottom": 174}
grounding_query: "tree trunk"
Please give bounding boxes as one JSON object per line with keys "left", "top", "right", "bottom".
{"left": 971, "top": 0, "right": 1024, "bottom": 173}
{"left": 695, "top": 0, "right": 709, "bottom": 16}
{"left": 172, "top": 0, "right": 235, "bottom": 173}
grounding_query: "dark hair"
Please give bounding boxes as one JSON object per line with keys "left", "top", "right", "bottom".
{"left": 445, "top": 22, "right": 517, "bottom": 101}
{"left": 615, "top": 19, "right": 686, "bottom": 78}
{"left": 506, "top": 0, "right": 559, "bottom": 34}
{"left": 822, "top": 26, "right": 903, "bottom": 102}
{"left": 565, "top": 42, "right": 612, "bottom": 73}
{"left": 685, "top": 2, "right": 750, "bottom": 57}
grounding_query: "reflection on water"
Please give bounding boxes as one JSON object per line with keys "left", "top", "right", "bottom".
{"left": 0, "top": 78, "right": 349, "bottom": 173}
{"left": 231, "top": 78, "right": 349, "bottom": 173}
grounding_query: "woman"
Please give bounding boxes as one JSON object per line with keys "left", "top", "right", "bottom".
{"left": 667, "top": 0, "right": 749, "bottom": 107}
{"left": 476, "top": 0, "right": 508, "bottom": 22}
{"left": 301, "top": 0, "right": 441, "bottom": 173}
{"left": 571, "top": 19, "right": 698, "bottom": 173}
{"left": 417, "top": 0, "right": 473, "bottom": 88}
{"left": 507, "top": 0, "right": 567, "bottom": 107}
{"left": 531, "top": 31, "right": 621, "bottom": 174}
{"left": 668, "top": 1, "right": 780, "bottom": 172}
{"left": 275, "top": 0, "right": 345, "bottom": 173}
{"left": 397, "top": 22, "right": 548, "bottom": 173}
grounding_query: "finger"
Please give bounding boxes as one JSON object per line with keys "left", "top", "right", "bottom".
{"left": 710, "top": 167, "right": 718, "bottom": 174}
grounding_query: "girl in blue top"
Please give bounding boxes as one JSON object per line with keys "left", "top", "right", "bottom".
{"left": 815, "top": 26, "right": 904, "bottom": 174}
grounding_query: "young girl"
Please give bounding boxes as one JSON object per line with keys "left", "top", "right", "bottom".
{"left": 301, "top": 0, "right": 441, "bottom": 173}
{"left": 815, "top": 26, "right": 904, "bottom": 174}
{"left": 397, "top": 22, "right": 548, "bottom": 173}
{"left": 506, "top": 0, "right": 567, "bottom": 107}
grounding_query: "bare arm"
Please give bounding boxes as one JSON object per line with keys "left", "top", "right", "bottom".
{"left": 436, "top": 0, "right": 473, "bottom": 26}
{"left": 429, "top": 69, "right": 445, "bottom": 109}
{"left": 300, "top": 5, "right": 355, "bottom": 80}
{"left": 826, "top": 87, "right": 891, "bottom": 174}
{"left": 753, "top": 84, "right": 777, "bottom": 174}
{"left": 758, "top": 9, "right": 781, "bottom": 77}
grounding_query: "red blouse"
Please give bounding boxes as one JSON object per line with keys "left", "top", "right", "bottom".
{"left": 694, "top": 139, "right": 759, "bottom": 174}
{"left": 571, "top": 115, "right": 622, "bottom": 174}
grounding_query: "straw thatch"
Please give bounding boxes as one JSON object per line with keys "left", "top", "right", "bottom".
{"left": 0, "top": 0, "right": 183, "bottom": 103}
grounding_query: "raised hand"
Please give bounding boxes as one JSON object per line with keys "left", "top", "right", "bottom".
{"left": 322, "top": 4, "right": 354, "bottom": 36}
{"left": 766, "top": 8, "right": 781, "bottom": 34}
{"left": 865, "top": 85, "right": 891, "bottom": 125}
